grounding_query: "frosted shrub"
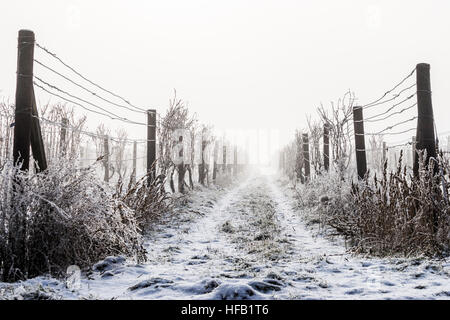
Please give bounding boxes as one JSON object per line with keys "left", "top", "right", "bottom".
{"left": 116, "top": 172, "right": 172, "bottom": 228}
{"left": 300, "top": 151, "right": 450, "bottom": 257}
{"left": 349, "top": 152, "right": 450, "bottom": 256}
{"left": 0, "top": 161, "right": 145, "bottom": 282}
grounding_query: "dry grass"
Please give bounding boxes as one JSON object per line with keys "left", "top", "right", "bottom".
{"left": 116, "top": 171, "right": 173, "bottom": 229}
{"left": 0, "top": 162, "right": 146, "bottom": 282}
{"left": 348, "top": 151, "right": 450, "bottom": 256}
{"left": 294, "top": 151, "right": 450, "bottom": 257}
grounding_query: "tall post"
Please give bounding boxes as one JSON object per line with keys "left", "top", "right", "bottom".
{"left": 103, "top": 135, "right": 109, "bottom": 182}
{"left": 131, "top": 140, "right": 137, "bottom": 185}
{"left": 60, "top": 117, "right": 68, "bottom": 157}
{"left": 296, "top": 134, "right": 304, "bottom": 183}
{"left": 198, "top": 138, "right": 206, "bottom": 185}
{"left": 147, "top": 109, "right": 156, "bottom": 184}
{"left": 382, "top": 142, "right": 387, "bottom": 166}
{"left": 323, "top": 123, "right": 330, "bottom": 172}
{"left": 413, "top": 63, "right": 436, "bottom": 177}
{"left": 353, "top": 106, "right": 367, "bottom": 180}
{"left": 30, "top": 87, "right": 47, "bottom": 172}
{"left": 213, "top": 143, "right": 217, "bottom": 182}
{"left": 177, "top": 135, "right": 185, "bottom": 193}
{"left": 223, "top": 145, "right": 227, "bottom": 173}
{"left": 302, "top": 133, "right": 310, "bottom": 181}
{"left": 13, "top": 29, "right": 35, "bottom": 171}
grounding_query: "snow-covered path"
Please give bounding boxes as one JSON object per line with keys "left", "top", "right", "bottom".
{"left": 1, "top": 172, "right": 449, "bottom": 299}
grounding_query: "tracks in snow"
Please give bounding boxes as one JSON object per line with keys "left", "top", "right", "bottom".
{"left": 2, "top": 173, "right": 449, "bottom": 300}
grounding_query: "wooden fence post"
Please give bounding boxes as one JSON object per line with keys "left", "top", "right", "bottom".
{"left": 177, "top": 134, "right": 185, "bottom": 193}
{"left": 302, "top": 133, "right": 310, "bottom": 181}
{"left": 353, "top": 106, "right": 367, "bottom": 180}
{"left": 213, "top": 143, "right": 217, "bottom": 182}
{"left": 413, "top": 63, "right": 436, "bottom": 177}
{"left": 30, "top": 88, "right": 47, "bottom": 172}
{"left": 295, "top": 134, "right": 304, "bottom": 183}
{"left": 323, "top": 123, "right": 330, "bottom": 172}
{"left": 9, "top": 29, "right": 37, "bottom": 281}
{"left": 13, "top": 29, "right": 35, "bottom": 171}
{"left": 131, "top": 140, "right": 137, "bottom": 185}
{"left": 60, "top": 117, "right": 68, "bottom": 157}
{"left": 147, "top": 109, "right": 156, "bottom": 184}
{"left": 103, "top": 135, "right": 109, "bottom": 182}
{"left": 223, "top": 145, "right": 227, "bottom": 173}
{"left": 198, "top": 138, "right": 206, "bottom": 185}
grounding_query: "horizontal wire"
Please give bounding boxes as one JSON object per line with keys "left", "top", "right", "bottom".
{"left": 2, "top": 109, "right": 156, "bottom": 144}
{"left": 33, "top": 77, "right": 150, "bottom": 126}
{"left": 372, "top": 116, "right": 417, "bottom": 135}
{"left": 35, "top": 42, "right": 149, "bottom": 113}
{"left": 32, "top": 114, "right": 151, "bottom": 144}
{"left": 387, "top": 141, "right": 413, "bottom": 149}
{"left": 361, "top": 68, "right": 416, "bottom": 108}
{"left": 363, "top": 91, "right": 417, "bottom": 114}
{"left": 353, "top": 93, "right": 417, "bottom": 123}
{"left": 79, "top": 154, "right": 146, "bottom": 162}
{"left": 346, "top": 141, "right": 413, "bottom": 153}
{"left": 364, "top": 103, "right": 416, "bottom": 123}
{"left": 33, "top": 80, "right": 158, "bottom": 129}
{"left": 34, "top": 60, "right": 147, "bottom": 115}
{"left": 355, "top": 127, "right": 416, "bottom": 137}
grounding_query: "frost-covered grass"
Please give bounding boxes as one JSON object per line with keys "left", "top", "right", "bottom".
{"left": 290, "top": 152, "right": 450, "bottom": 257}
{"left": 1, "top": 172, "right": 449, "bottom": 300}
{"left": 0, "top": 161, "right": 146, "bottom": 282}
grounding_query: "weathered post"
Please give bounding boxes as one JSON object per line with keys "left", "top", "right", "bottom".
{"left": 413, "top": 63, "right": 436, "bottom": 177}
{"left": 295, "top": 133, "right": 304, "bottom": 183}
{"left": 9, "top": 29, "right": 35, "bottom": 281}
{"left": 13, "top": 29, "right": 35, "bottom": 171}
{"left": 147, "top": 109, "right": 156, "bottom": 184}
{"left": 30, "top": 88, "right": 47, "bottom": 172}
{"left": 302, "top": 133, "right": 310, "bottom": 181}
{"left": 353, "top": 106, "right": 367, "bottom": 180}
{"left": 323, "top": 123, "right": 330, "bottom": 172}
{"left": 60, "top": 117, "right": 68, "bottom": 157}
{"left": 198, "top": 138, "right": 206, "bottom": 185}
{"left": 131, "top": 140, "right": 137, "bottom": 185}
{"left": 223, "top": 145, "right": 227, "bottom": 174}
{"left": 212, "top": 143, "right": 217, "bottom": 182}
{"left": 103, "top": 135, "right": 109, "bottom": 182}
{"left": 177, "top": 134, "right": 185, "bottom": 193}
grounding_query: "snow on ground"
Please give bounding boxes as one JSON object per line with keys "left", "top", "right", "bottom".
{"left": 1, "top": 170, "right": 449, "bottom": 300}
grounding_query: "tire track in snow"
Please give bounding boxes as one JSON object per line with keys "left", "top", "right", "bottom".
{"left": 265, "top": 172, "right": 450, "bottom": 299}
{"left": 2, "top": 173, "right": 448, "bottom": 300}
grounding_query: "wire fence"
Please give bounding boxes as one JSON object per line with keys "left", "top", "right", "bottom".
{"left": 280, "top": 63, "right": 446, "bottom": 180}
{"left": 2, "top": 33, "right": 241, "bottom": 190}
{"left": 0, "top": 37, "right": 157, "bottom": 184}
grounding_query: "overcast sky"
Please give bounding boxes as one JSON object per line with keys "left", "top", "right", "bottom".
{"left": 1, "top": 0, "right": 449, "bottom": 150}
